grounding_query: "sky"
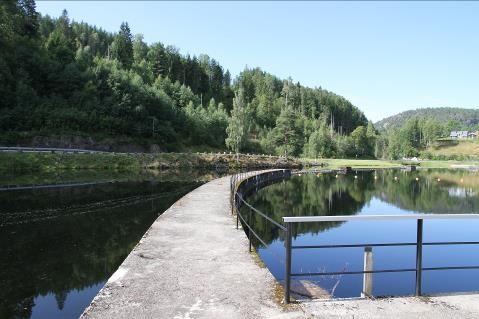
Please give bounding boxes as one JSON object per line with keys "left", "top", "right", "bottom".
{"left": 36, "top": 1, "right": 479, "bottom": 122}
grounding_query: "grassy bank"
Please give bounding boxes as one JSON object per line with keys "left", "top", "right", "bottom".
{"left": 426, "top": 140, "right": 479, "bottom": 158}
{"left": 301, "top": 158, "right": 479, "bottom": 169}
{"left": 0, "top": 152, "right": 302, "bottom": 173}
{"left": 2, "top": 152, "right": 478, "bottom": 174}
{"left": 313, "top": 159, "right": 402, "bottom": 169}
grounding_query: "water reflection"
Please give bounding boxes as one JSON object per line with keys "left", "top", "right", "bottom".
{"left": 0, "top": 170, "right": 207, "bottom": 319}
{"left": 244, "top": 169, "right": 479, "bottom": 298}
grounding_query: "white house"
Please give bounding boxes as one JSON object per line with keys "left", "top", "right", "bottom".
{"left": 450, "top": 131, "right": 469, "bottom": 139}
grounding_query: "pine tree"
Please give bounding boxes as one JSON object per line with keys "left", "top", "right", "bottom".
{"left": 226, "top": 87, "right": 249, "bottom": 159}
{"left": 270, "top": 106, "right": 302, "bottom": 157}
{"left": 132, "top": 33, "right": 148, "bottom": 63}
{"left": 111, "top": 22, "right": 133, "bottom": 68}
{"left": 18, "top": 0, "right": 39, "bottom": 36}
{"left": 305, "top": 120, "right": 334, "bottom": 158}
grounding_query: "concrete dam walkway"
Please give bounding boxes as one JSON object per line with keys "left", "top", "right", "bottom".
{"left": 82, "top": 174, "right": 303, "bottom": 319}
{"left": 83, "top": 171, "right": 479, "bottom": 319}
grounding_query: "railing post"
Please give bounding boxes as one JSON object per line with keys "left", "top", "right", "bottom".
{"left": 230, "top": 176, "right": 234, "bottom": 215}
{"left": 362, "top": 246, "right": 373, "bottom": 297}
{"left": 248, "top": 207, "right": 252, "bottom": 252}
{"left": 415, "top": 219, "right": 423, "bottom": 296}
{"left": 284, "top": 222, "right": 292, "bottom": 304}
{"left": 236, "top": 194, "right": 239, "bottom": 229}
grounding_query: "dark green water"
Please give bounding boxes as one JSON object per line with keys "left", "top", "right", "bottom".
{"left": 0, "top": 170, "right": 209, "bottom": 319}
{"left": 244, "top": 169, "right": 479, "bottom": 298}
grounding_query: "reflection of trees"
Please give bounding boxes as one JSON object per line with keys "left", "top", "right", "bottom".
{"left": 245, "top": 169, "right": 479, "bottom": 247}
{"left": 0, "top": 180, "right": 200, "bottom": 319}
{"left": 243, "top": 174, "right": 372, "bottom": 245}
{"left": 373, "top": 169, "right": 479, "bottom": 214}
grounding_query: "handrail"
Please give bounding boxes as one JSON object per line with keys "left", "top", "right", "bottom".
{"left": 237, "top": 193, "right": 286, "bottom": 231}
{"left": 283, "top": 213, "right": 479, "bottom": 223}
{"left": 282, "top": 215, "right": 479, "bottom": 303}
{"left": 230, "top": 169, "right": 291, "bottom": 253}
{"left": 230, "top": 170, "right": 479, "bottom": 305}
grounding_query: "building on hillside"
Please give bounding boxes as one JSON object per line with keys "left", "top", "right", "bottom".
{"left": 450, "top": 131, "right": 469, "bottom": 139}
{"left": 449, "top": 130, "right": 478, "bottom": 139}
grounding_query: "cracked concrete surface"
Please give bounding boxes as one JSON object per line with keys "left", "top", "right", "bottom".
{"left": 301, "top": 294, "right": 479, "bottom": 319}
{"left": 81, "top": 175, "right": 303, "bottom": 319}
{"left": 82, "top": 173, "right": 479, "bottom": 319}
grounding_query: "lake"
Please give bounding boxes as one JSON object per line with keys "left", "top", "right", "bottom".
{"left": 0, "top": 170, "right": 212, "bottom": 319}
{"left": 243, "top": 169, "right": 479, "bottom": 298}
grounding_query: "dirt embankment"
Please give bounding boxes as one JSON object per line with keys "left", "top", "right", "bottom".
{"left": 0, "top": 152, "right": 302, "bottom": 172}
{"left": 146, "top": 153, "right": 302, "bottom": 170}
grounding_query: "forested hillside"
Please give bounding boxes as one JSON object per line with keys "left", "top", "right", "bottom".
{"left": 375, "top": 107, "right": 479, "bottom": 132}
{"left": 0, "top": 0, "right": 372, "bottom": 157}
{"left": 374, "top": 108, "right": 479, "bottom": 160}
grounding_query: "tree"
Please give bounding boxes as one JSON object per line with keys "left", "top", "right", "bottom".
{"left": 18, "top": 0, "right": 39, "bottom": 37}
{"left": 132, "top": 34, "right": 148, "bottom": 63}
{"left": 269, "top": 106, "right": 302, "bottom": 157}
{"left": 45, "top": 10, "right": 75, "bottom": 64}
{"left": 111, "top": 22, "right": 133, "bottom": 68}
{"left": 304, "top": 120, "right": 334, "bottom": 158}
{"left": 226, "top": 87, "right": 249, "bottom": 158}
{"left": 366, "top": 121, "right": 377, "bottom": 157}
{"left": 423, "top": 118, "right": 443, "bottom": 146}
{"left": 351, "top": 126, "right": 370, "bottom": 157}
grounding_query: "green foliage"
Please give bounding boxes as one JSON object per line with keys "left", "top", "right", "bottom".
{"left": 381, "top": 116, "right": 458, "bottom": 160}
{"left": 111, "top": 22, "right": 133, "bottom": 69}
{"left": 0, "top": 0, "right": 372, "bottom": 156}
{"left": 268, "top": 107, "right": 303, "bottom": 156}
{"left": 225, "top": 87, "right": 249, "bottom": 154}
{"left": 304, "top": 120, "right": 334, "bottom": 158}
{"left": 375, "top": 107, "right": 479, "bottom": 132}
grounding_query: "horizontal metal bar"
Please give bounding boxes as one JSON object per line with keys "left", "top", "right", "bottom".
{"left": 292, "top": 268, "right": 417, "bottom": 277}
{"left": 292, "top": 242, "right": 417, "bottom": 249}
{"left": 237, "top": 194, "right": 287, "bottom": 231}
{"left": 236, "top": 210, "right": 268, "bottom": 248}
{"left": 283, "top": 214, "right": 479, "bottom": 223}
{"left": 423, "top": 266, "right": 479, "bottom": 271}
{"left": 292, "top": 241, "right": 479, "bottom": 249}
{"left": 423, "top": 241, "right": 479, "bottom": 246}
{"left": 291, "top": 266, "right": 479, "bottom": 277}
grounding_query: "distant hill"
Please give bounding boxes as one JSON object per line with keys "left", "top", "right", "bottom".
{"left": 375, "top": 107, "right": 479, "bottom": 131}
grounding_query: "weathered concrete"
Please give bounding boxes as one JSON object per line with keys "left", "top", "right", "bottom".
{"left": 302, "top": 294, "right": 479, "bottom": 319}
{"left": 81, "top": 174, "right": 303, "bottom": 319}
{"left": 83, "top": 171, "right": 479, "bottom": 319}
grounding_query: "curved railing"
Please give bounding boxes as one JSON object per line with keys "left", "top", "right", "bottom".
{"left": 230, "top": 169, "right": 479, "bottom": 304}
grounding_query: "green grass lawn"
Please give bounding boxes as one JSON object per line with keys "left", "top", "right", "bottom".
{"left": 302, "top": 158, "right": 479, "bottom": 169}
{"left": 428, "top": 139, "right": 479, "bottom": 157}
{"left": 311, "top": 158, "right": 402, "bottom": 169}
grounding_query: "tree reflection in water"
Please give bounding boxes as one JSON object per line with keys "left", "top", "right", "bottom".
{"left": 244, "top": 169, "right": 479, "bottom": 298}
{"left": 0, "top": 176, "right": 202, "bottom": 319}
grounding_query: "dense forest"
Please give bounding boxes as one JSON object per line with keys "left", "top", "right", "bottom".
{"left": 375, "top": 109, "right": 479, "bottom": 160}
{"left": 0, "top": 0, "right": 376, "bottom": 158}
{"left": 375, "top": 107, "right": 479, "bottom": 132}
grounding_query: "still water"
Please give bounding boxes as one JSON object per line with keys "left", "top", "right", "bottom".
{"left": 0, "top": 170, "right": 209, "bottom": 319}
{"left": 244, "top": 169, "right": 479, "bottom": 298}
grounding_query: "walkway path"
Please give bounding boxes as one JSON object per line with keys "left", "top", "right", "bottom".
{"left": 81, "top": 174, "right": 303, "bottom": 319}
{"left": 82, "top": 172, "right": 479, "bottom": 319}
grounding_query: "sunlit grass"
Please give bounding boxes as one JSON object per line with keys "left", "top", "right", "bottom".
{"left": 301, "top": 158, "right": 479, "bottom": 169}
{"left": 428, "top": 140, "right": 479, "bottom": 156}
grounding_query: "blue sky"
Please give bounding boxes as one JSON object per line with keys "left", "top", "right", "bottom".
{"left": 37, "top": 1, "right": 479, "bottom": 122}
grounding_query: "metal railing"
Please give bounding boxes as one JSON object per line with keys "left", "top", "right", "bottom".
{"left": 230, "top": 170, "right": 290, "bottom": 252}
{"left": 283, "top": 214, "right": 479, "bottom": 303}
{"left": 230, "top": 170, "right": 479, "bottom": 304}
